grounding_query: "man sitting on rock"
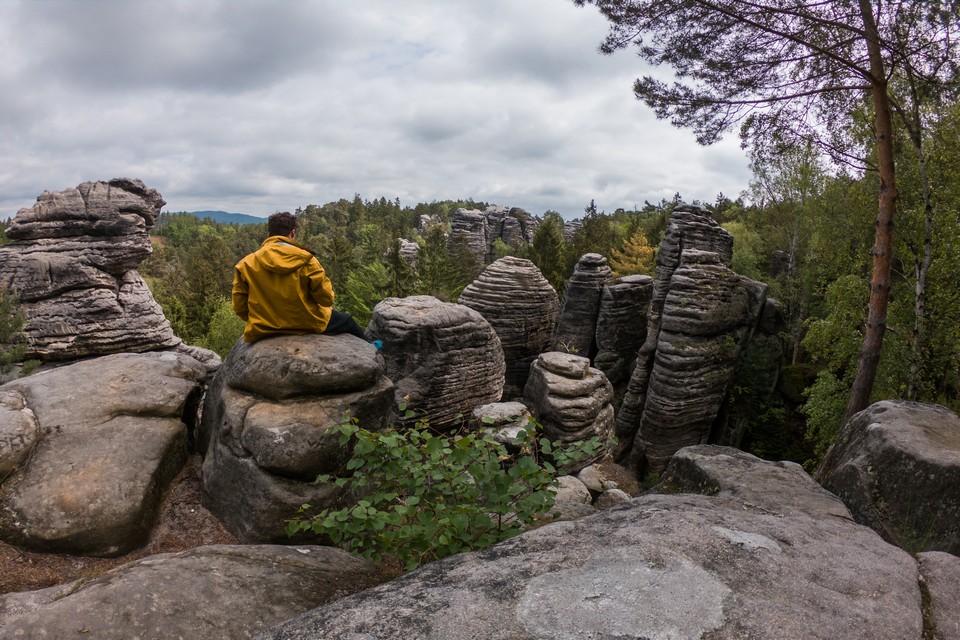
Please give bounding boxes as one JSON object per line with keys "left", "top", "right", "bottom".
{"left": 232, "top": 211, "right": 378, "bottom": 346}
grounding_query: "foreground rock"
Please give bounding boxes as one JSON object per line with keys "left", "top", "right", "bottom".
{"left": 259, "top": 446, "right": 930, "bottom": 640}
{"left": 200, "top": 334, "right": 393, "bottom": 543}
{"left": 0, "top": 178, "right": 180, "bottom": 360}
{"left": 368, "top": 296, "right": 505, "bottom": 430}
{"left": 817, "top": 400, "right": 960, "bottom": 554}
{"left": 0, "top": 544, "right": 380, "bottom": 639}
{"left": 0, "top": 352, "right": 206, "bottom": 556}
{"left": 458, "top": 257, "right": 559, "bottom": 400}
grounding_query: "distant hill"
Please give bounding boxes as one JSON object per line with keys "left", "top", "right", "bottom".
{"left": 189, "top": 210, "right": 267, "bottom": 225}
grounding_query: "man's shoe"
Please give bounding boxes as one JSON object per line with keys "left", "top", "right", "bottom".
{"left": 371, "top": 340, "right": 383, "bottom": 351}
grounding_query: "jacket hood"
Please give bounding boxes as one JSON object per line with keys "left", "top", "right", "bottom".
{"left": 255, "top": 236, "right": 316, "bottom": 274}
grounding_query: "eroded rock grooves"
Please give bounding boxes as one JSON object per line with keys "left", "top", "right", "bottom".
{"left": 458, "top": 257, "right": 559, "bottom": 400}
{"left": 614, "top": 205, "right": 767, "bottom": 474}
{"left": 367, "top": 295, "right": 505, "bottom": 431}
{"left": 551, "top": 253, "right": 612, "bottom": 360}
{"left": 0, "top": 178, "right": 179, "bottom": 360}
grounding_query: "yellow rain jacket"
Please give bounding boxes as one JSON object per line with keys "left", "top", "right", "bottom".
{"left": 232, "top": 236, "right": 335, "bottom": 343}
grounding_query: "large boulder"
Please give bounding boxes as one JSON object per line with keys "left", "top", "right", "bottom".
{"left": 817, "top": 400, "right": 960, "bottom": 554}
{"left": 551, "top": 253, "right": 611, "bottom": 359}
{"left": 458, "top": 256, "right": 559, "bottom": 400}
{"left": 616, "top": 205, "right": 767, "bottom": 473}
{"left": 199, "top": 334, "right": 394, "bottom": 543}
{"left": 367, "top": 296, "right": 505, "bottom": 431}
{"left": 0, "top": 351, "right": 206, "bottom": 556}
{"left": 257, "top": 446, "right": 930, "bottom": 640}
{"left": 0, "top": 544, "right": 381, "bottom": 640}
{"left": 0, "top": 179, "right": 180, "bottom": 360}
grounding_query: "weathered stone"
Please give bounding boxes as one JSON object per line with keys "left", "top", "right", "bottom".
{"left": 552, "top": 253, "right": 611, "bottom": 359}
{"left": 459, "top": 257, "right": 559, "bottom": 399}
{"left": 448, "top": 208, "right": 489, "bottom": 265}
{"left": 552, "top": 475, "right": 592, "bottom": 504}
{"left": 919, "top": 551, "right": 960, "bottom": 640}
{"left": 257, "top": 446, "right": 922, "bottom": 640}
{"left": 594, "top": 274, "right": 653, "bottom": 390}
{"left": 200, "top": 334, "right": 394, "bottom": 543}
{"left": 817, "top": 400, "right": 960, "bottom": 554}
{"left": 368, "top": 296, "right": 505, "bottom": 431}
{"left": 470, "top": 401, "right": 532, "bottom": 448}
{"left": 0, "top": 391, "right": 39, "bottom": 479}
{"left": 449, "top": 206, "right": 537, "bottom": 266}
{"left": 0, "top": 352, "right": 206, "bottom": 556}
{"left": 0, "top": 545, "right": 381, "bottom": 640}
{"left": 594, "top": 488, "right": 632, "bottom": 510}
{"left": 397, "top": 237, "right": 419, "bottom": 265}
{"left": 615, "top": 205, "right": 768, "bottom": 474}
{"left": 713, "top": 297, "right": 785, "bottom": 448}
{"left": 0, "top": 179, "right": 180, "bottom": 360}
{"left": 524, "top": 352, "right": 614, "bottom": 472}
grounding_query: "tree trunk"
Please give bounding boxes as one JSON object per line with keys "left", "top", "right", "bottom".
{"left": 843, "top": 1, "right": 898, "bottom": 424}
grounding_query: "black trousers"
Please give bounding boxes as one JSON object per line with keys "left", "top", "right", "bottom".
{"left": 322, "top": 309, "right": 366, "bottom": 340}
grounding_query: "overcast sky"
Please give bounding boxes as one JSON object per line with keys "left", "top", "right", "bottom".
{"left": 0, "top": 0, "right": 752, "bottom": 220}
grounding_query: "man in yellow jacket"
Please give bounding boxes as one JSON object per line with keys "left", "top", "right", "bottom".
{"left": 232, "top": 211, "right": 370, "bottom": 344}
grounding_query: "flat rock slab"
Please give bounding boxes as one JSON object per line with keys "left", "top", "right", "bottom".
{"left": 0, "top": 544, "right": 380, "bottom": 639}
{"left": 0, "top": 351, "right": 206, "bottom": 555}
{"left": 817, "top": 400, "right": 960, "bottom": 554}
{"left": 258, "top": 446, "right": 924, "bottom": 640}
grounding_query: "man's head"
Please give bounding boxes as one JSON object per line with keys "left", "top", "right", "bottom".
{"left": 267, "top": 211, "right": 297, "bottom": 237}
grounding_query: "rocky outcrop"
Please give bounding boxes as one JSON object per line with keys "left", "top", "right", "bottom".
{"left": 458, "top": 257, "right": 559, "bottom": 400}
{"left": 551, "top": 253, "right": 612, "bottom": 359}
{"left": 0, "top": 544, "right": 381, "bottom": 640}
{"left": 0, "top": 352, "right": 206, "bottom": 556}
{"left": 199, "top": 334, "right": 394, "bottom": 543}
{"left": 448, "top": 206, "right": 536, "bottom": 265}
{"left": 368, "top": 296, "right": 505, "bottom": 431}
{"left": 0, "top": 179, "right": 180, "bottom": 360}
{"left": 523, "top": 352, "right": 614, "bottom": 471}
{"left": 817, "top": 400, "right": 960, "bottom": 554}
{"left": 615, "top": 205, "right": 767, "bottom": 474}
{"left": 593, "top": 274, "right": 653, "bottom": 392}
{"left": 713, "top": 297, "right": 785, "bottom": 448}
{"left": 919, "top": 551, "right": 960, "bottom": 640}
{"left": 257, "top": 445, "right": 932, "bottom": 640}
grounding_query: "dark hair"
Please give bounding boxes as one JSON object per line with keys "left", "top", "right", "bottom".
{"left": 267, "top": 211, "right": 297, "bottom": 237}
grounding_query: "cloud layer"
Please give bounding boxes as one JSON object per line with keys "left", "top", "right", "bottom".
{"left": 0, "top": 0, "right": 751, "bottom": 219}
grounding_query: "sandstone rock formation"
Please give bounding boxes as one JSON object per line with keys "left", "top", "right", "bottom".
{"left": 817, "top": 400, "right": 960, "bottom": 554}
{"left": 713, "top": 297, "right": 785, "bottom": 448}
{"left": 458, "top": 256, "right": 559, "bottom": 399}
{"left": 551, "top": 253, "right": 612, "bottom": 359}
{"left": 448, "top": 206, "right": 536, "bottom": 265}
{"left": 0, "top": 351, "right": 206, "bottom": 556}
{"left": 0, "top": 179, "right": 180, "bottom": 360}
{"left": 615, "top": 205, "right": 767, "bottom": 473}
{"left": 199, "top": 334, "right": 394, "bottom": 543}
{"left": 368, "top": 295, "right": 505, "bottom": 431}
{"left": 593, "top": 274, "right": 653, "bottom": 392}
{"left": 0, "top": 544, "right": 381, "bottom": 640}
{"left": 523, "top": 352, "right": 614, "bottom": 471}
{"left": 257, "top": 445, "right": 937, "bottom": 640}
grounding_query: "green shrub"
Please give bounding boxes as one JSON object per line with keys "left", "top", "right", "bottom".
{"left": 287, "top": 415, "right": 608, "bottom": 570}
